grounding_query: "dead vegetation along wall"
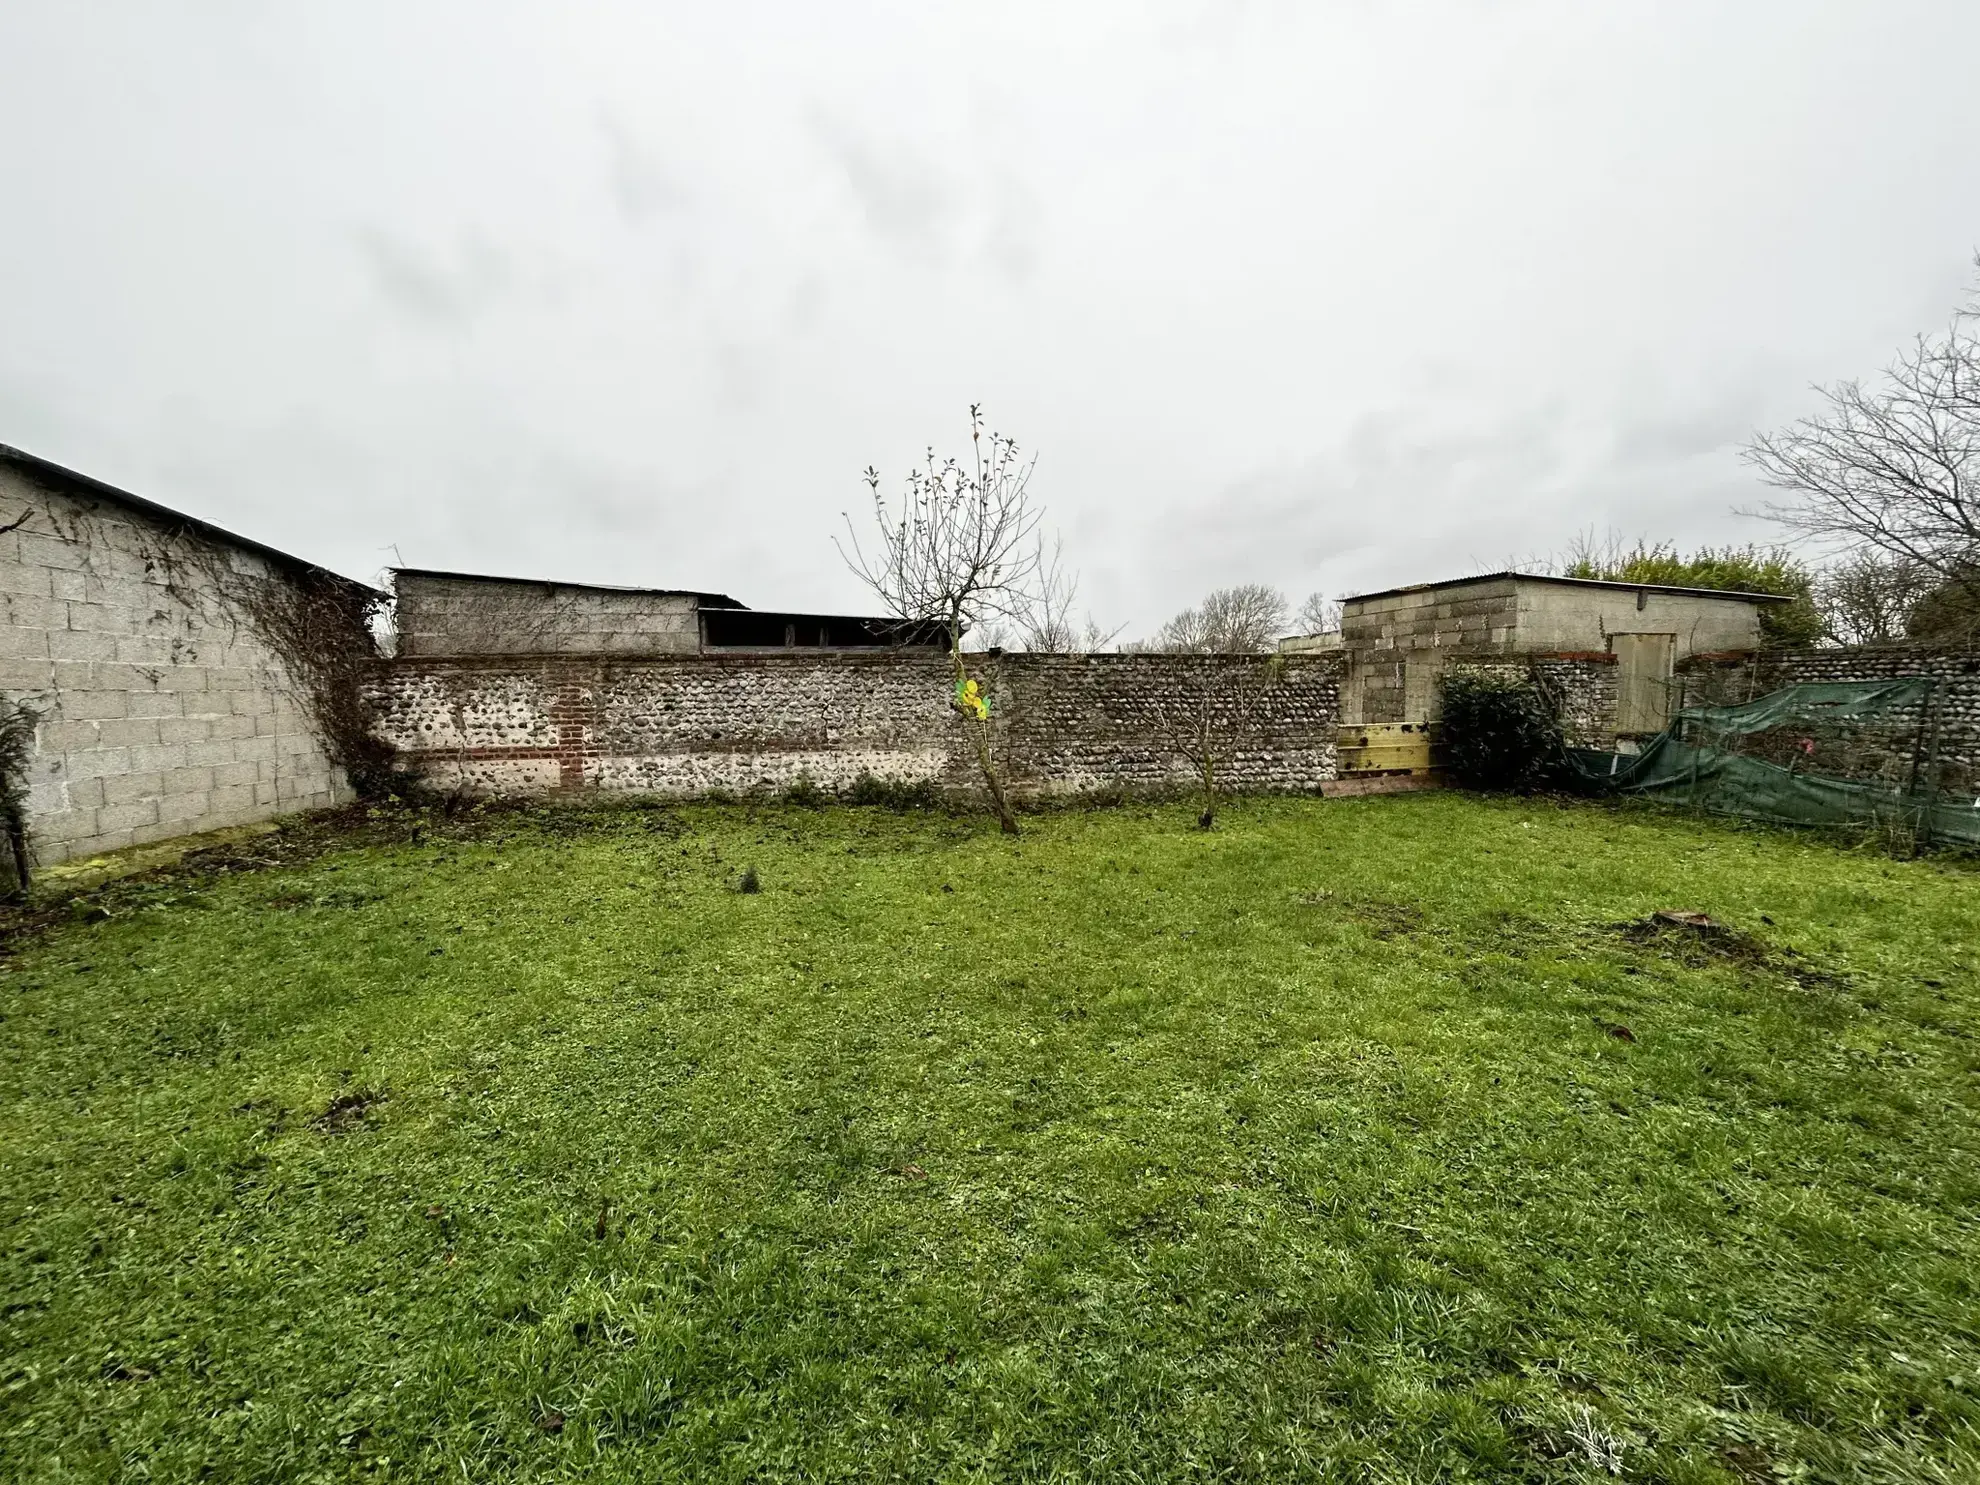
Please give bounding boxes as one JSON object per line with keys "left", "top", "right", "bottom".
{"left": 369, "top": 652, "right": 1344, "bottom": 799}
{"left": 1679, "top": 647, "right": 1980, "bottom": 795}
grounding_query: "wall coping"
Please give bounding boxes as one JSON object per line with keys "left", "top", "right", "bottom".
{"left": 381, "top": 650, "right": 1347, "bottom": 672}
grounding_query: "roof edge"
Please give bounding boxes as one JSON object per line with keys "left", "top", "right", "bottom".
{"left": 0, "top": 442, "right": 383, "bottom": 597}
{"left": 1345, "top": 570, "right": 1793, "bottom": 605}
{"left": 391, "top": 567, "right": 745, "bottom": 608}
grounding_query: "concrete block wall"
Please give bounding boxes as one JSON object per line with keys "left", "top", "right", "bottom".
{"left": 1342, "top": 580, "right": 1520, "bottom": 656}
{"left": 393, "top": 572, "right": 704, "bottom": 658}
{"left": 0, "top": 462, "right": 353, "bottom": 865}
{"left": 1341, "top": 582, "right": 1519, "bottom": 724}
{"left": 1512, "top": 583, "right": 1766, "bottom": 657}
{"left": 370, "top": 652, "right": 1342, "bottom": 800}
{"left": 1339, "top": 577, "right": 1768, "bottom": 727}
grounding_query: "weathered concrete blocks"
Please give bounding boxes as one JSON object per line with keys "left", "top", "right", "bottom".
{"left": 0, "top": 459, "right": 365, "bottom": 864}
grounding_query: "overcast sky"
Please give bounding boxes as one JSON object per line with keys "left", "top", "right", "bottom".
{"left": 3, "top": 2, "right": 1978, "bottom": 636}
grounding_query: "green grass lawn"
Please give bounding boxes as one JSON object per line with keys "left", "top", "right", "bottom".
{"left": 2, "top": 794, "right": 1977, "bottom": 1483}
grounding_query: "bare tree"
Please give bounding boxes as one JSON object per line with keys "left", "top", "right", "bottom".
{"left": 1150, "top": 659, "right": 1276, "bottom": 829}
{"left": 1746, "top": 257, "right": 1980, "bottom": 583}
{"left": 1003, "top": 534, "right": 1123, "bottom": 652}
{"left": 839, "top": 405, "right": 1044, "bottom": 833}
{"left": 1008, "top": 534, "right": 1078, "bottom": 651}
{"left": 1133, "top": 583, "right": 1288, "bottom": 653}
{"left": 1813, "top": 551, "right": 1939, "bottom": 645}
{"left": 1293, "top": 590, "right": 1341, "bottom": 636}
{"left": 1123, "top": 607, "right": 1206, "bottom": 655}
{"left": 1077, "top": 614, "right": 1125, "bottom": 652}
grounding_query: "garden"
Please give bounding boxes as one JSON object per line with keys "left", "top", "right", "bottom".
{"left": 1, "top": 792, "right": 1976, "bottom": 1481}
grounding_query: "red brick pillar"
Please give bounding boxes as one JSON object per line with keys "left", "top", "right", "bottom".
{"left": 547, "top": 678, "right": 592, "bottom": 790}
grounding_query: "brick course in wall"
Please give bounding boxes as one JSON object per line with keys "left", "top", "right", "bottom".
{"left": 0, "top": 451, "right": 368, "bottom": 865}
{"left": 370, "top": 652, "right": 1343, "bottom": 800}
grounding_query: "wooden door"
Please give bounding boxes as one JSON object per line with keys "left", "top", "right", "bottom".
{"left": 1612, "top": 633, "right": 1677, "bottom": 734}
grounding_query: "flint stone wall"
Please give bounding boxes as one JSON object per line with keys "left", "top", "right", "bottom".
{"left": 1679, "top": 647, "right": 1980, "bottom": 794}
{"left": 370, "top": 652, "right": 1343, "bottom": 799}
{"left": 1443, "top": 655, "right": 1622, "bottom": 748}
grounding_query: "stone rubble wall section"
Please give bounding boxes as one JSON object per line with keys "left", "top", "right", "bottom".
{"left": 369, "top": 652, "right": 1343, "bottom": 799}
{"left": 1679, "top": 647, "right": 1980, "bottom": 794}
{"left": 0, "top": 463, "right": 352, "bottom": 864}
{"left": 1532, "top": 659, "right": 1620, "bottom": 749}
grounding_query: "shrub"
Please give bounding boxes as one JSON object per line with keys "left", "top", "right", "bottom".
{"left": 844, "top": 772, "right": 941, "bottom": 811}
{"left": 1437, "top": 671, "right": 1565, "bottom": 792}
{"left": 780, "top": 773, "right": 827, "bottom": 809}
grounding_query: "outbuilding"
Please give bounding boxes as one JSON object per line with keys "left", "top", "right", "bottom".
{"left": 1333, "top": 571, "right": 1789, "bottom": 761}
{"left": 390, "top": 569, "right": 949, "bottom": 658}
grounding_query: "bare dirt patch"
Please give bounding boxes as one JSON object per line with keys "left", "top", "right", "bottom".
{"left": 1611, "top": 910, "right": 1846, "bottom": 992}
{"left": 1298, "top": 891, "right": 1426, "bottom": 940}
{"left": 313, "top": 1088, "right": 387, "bottom": 1134}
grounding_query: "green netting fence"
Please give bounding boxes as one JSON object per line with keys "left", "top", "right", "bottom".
{"left": 1564, "top": 678, "right": 1980, "bottom": 849}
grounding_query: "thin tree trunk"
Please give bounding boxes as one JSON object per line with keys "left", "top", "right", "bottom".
{"left": 4, "top": 814, "right": 28, "bottom": 899}
{"left": 976, "top": 722, "right": 1020, "bottom": 835}
{"left": 951, "top": 644, "right": 1020, "bottom": 835}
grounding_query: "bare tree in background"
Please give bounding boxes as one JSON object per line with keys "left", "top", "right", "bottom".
{"left": 1150, "top": 659, "right": 1276, "bottom": 829}
{"left": 1007, "top": 534, "right": 1124, "bottom": 653}
{"left": 1746, "top": 257, "right": 1980, "bottom": 588}
{"left": 1294, "top": 590, "right": 1341, "bottom": 635}
{"left": 839, "top": 405, "right": 1044, "bottom": 834}
{"left": 1132, "top": 583, "right": 1288, "bottom": 653}
{"left": 1813, "top": 551, "right": 1939, "bottom": 645}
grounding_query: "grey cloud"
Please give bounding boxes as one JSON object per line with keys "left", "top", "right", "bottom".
{"left": 809, "top": 109, "right": 956, "bottom": 258}
{"left": 1606, "top": 401, "right": 1766, "bottom": 464}
{"left": 600, "top": 114, "right": 689, "bottom": 226}
{"left": 4, "top": 1, "right": 1977, "bottom": 618}
{"left": 356, "top": 229, "right": 511, "bottom": 331}
{"left": 980, "top": 168, "right": 1040, "bottom": 284}
{"left": 1135, "top": 391, "right": 1778, "bottom": 632}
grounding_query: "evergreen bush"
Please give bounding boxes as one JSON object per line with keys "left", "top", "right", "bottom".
{"left": 1438, "top": 671, "right": 1565, "bottom": 792}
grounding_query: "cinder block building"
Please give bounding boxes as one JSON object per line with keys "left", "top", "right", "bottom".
{"left": 0, "top": 444, "right": 381, "bottom": 867}
{"left": 390, "top": 568, "right": 949, "bottom": 656}
{"left": 1330, "top": 572, "right": 1787, "bottom": 767}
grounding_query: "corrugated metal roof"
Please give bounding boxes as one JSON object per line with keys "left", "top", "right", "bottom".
{"left": 391, "top": 567, "right": 745, "bottom": 609}
{"left": 1344, "top": 570, "right": 1792, "bottom": 605}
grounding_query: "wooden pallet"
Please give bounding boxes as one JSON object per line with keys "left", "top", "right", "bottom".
{"left": 1336, "top": 722, "right": 1440, "bottom": 777}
